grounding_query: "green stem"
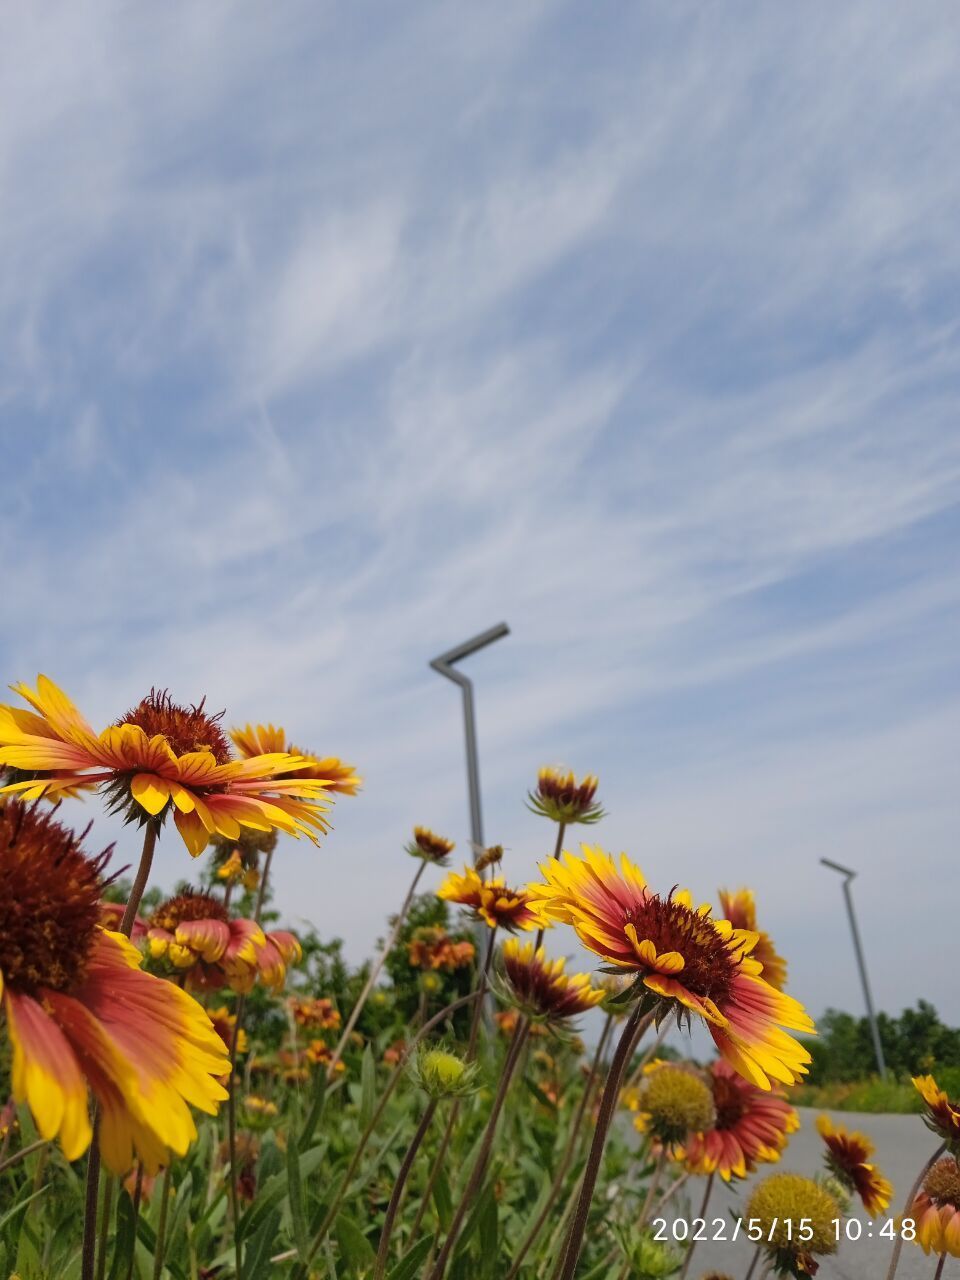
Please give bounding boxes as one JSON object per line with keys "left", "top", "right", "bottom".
{"left": 552, "top": 1003, "right": 649, "bottom": 1280}
{"left": 124, "top": 1166, "right": 145, "bottom": 1280}
{"left": 503, "top": 1013, "right": 614, "bottom": 1280}
{"left": 152, "top": 1167, "right": 172, "bottom": 1280}
{"left": 83, "top": 823, "right": 159, "bottom": 1280}
{"left": 95, "top": 1176, "right": 114, "bottom": 1280}
{"left": 373, "top": 1099, "right": 438, "bottom": 1280}
{"left": 425, "top": 1021, "right": 530, "bottom": 1280}
{"left": 327, "top": 860, "right": 426, "bottom": 1076}
{"left": 408, "top": 927, "right": 498, "bottom": 1244}
{"left": 533, "top": 823, "right": 566, "bottom": 950}
{"left": 292, "top": 991, "right": 481, "bottom": 1276}
{"left": 0, "top": 1137, "right": 48, "bottom": 1177}
{"left": 885, "top": 1141, "right": 946, "bottom": 1280}
{"left": 678, "top": 1172, "right": 713, "bottom": 1280}
{"left": 637, "top": 1150, "right": 666, "bottom": 1229}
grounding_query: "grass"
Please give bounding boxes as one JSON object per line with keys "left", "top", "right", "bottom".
{"left": 792, "top": 1077, "right": 927, "bottom": 1114}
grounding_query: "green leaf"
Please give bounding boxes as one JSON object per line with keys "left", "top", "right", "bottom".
{"left": 107, "top": 1191, "right": 137, "bottom": 1280}
{"left": 300, "top": 1066, "right": 329, "bottom": 1149}
{"left": 286, "top": 1132, "right": 310, "bottom": 1262}
{"left": 432, "top": 1167, "right": 452, "bottom": 1231}
{"left": 335, "top": 1214, "right": 376, "bottom": 1272}
{"left": 359, "top": 1043, "right": 377, "bottom": 1129}
{"left": 239, "top": 1142, "right": 327, "bottom": 1240}
{"left": 385, "top": 1236, "right": 432, "bottom": 1280}
{"left": 244, "top": 1207, "right": 282, "bottom": 1280}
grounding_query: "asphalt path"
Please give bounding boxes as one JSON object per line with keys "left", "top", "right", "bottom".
{"left": 654, "top": 1107, "right": 957, "bottom": 1280}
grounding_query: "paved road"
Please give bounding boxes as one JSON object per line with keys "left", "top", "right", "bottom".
{"left": 659, "top": 1107, "right": 957, "bottom": 1280}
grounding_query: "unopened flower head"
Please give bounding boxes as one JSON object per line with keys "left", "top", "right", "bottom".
{"left": 0, "top": 677, "right": 335, "bottom": 856}
{"left": 745, "top": 1173, "right": 840, "bottom": 1276}
{"left": 632, "top": 1063, "right": 716, "bottom": 1150}
{"left": 498, "top": 939, "right": 605, "bottom": 1027}
{"left": 0, "top": 800, "right": 229, "bottom": 1173}
{"left": 526, "top": 845, "right": 815, "bottom": 1091}
{"left": 527, "top": 766, "right": 604, "bottom": 826}
{"left": 678, "top": 1059, "right": 799, "bottom": 1181}
{"left": 816, "top": 1114, "right": 892, "bottom": 1214}
{"left": 406, "top": 825, "right": 455, "bottom": 864}
{"left": 613, "top": 1227, "right": 683, "bottom": 1280}
{"left": 411, "top": 1047, "right": 480, "bottom": 1099}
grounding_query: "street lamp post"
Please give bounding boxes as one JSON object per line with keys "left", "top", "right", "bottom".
{"left": 429, "top": 622, "right": 509, "bottom": 856}
{"left": 820, "top": 857, "right": 887, "bottom": 1079}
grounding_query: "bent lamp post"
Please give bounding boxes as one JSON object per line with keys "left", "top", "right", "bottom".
{"left": 429, "top": 622, "right": 509, "bottom": 858}
{"left": 820, "top": 857, "right": 887, "bottom": 1079}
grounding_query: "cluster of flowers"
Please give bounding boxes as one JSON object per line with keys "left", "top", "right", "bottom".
{"left": 0, "top": 675, "right": 357, "bottom": 1176}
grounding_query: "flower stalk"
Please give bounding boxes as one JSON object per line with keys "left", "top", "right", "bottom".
{"left": 552, "top": 1002, "right": 649, "bottom": 1280}
{"left": 373, "top": 1099, "right": 438, "bottom": 1280}
{"left": 426, "top": 1018, "right": 531, "bottom": 1280}
{"left": 327, "top": 859, "right": 426, "bottom": 1076}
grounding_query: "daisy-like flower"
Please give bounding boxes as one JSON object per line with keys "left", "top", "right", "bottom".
{"left": 494, "top": 1008, "right": 548, "bottom": 1039}
{"left": 407, "top": 926, "right": 475, "bottom": 972}
{"left": 147, "top": 891, "right": 266, "bottom": 988}
{"left": 147, "top": 891, "right": 300, "bottom": 994}
{"left": 906, "top": 1156, "right": 960, "bottom": 1257}
{"left": 526, "top": 845, "right": 815, "bottom": 1090}
{"left": 303, "top": 1040, "right": 346, "bottom": 1073}
{"left": 438, "top": 865, "right": 539, "bottom": 932}
{"left": 289, "top": 996, "right": 341, "bottom": 1032}
{"left": 217, "top": 848, "right": 245, "bottom": 884}
{"left": 631, "top": 1063, "right": 716, "bottom": 1151}
{"left": 816, "top": 1114, "right": 892, "bottom": 1214}
{"left": 744, "top": 1173, "right": 841, "bottom": 1276}
{"left": 527, "top": 766, "right": 604, "bottom": 826}
{"left": 678, "top": 1059, "right": 799, "bottom": 1181}
{"left": 0, "top": 678, "right": 335, "bottom": 856}
{"left": 718, "top": 888, "right": 788, "bottom": 991}
{"left": 499, "top": 939, "right": 605, "bottom": 1027}
{"left": 0, "top": 801, "right": 229, "bottom": 1173}
{"left": 208, "top": 1005, "right": 248, "bottom": 1056}
{"left": 231, "top": 723, "right": 361, "bottom": 795}
{"left": 244, "top": 1095, "right": 278, "bottom": 1120}
{"left": 914, "top": 1074, "right": 960, "bottom": 1155}
{"left": 405, "top": 825, "right": 456, "bottom": 864}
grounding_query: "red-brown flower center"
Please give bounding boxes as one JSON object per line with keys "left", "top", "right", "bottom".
{"left": 151, "top": 890, "right": 228, "bottom": 933}
{"left": 624, "top": 891, "right": 738, "bottom": 1005}
{"left": 712, "top": 1073, "right": 748, "bottom": 1130}
{"left": 0, "top": 802, "right": 108, "bottom": 993}
{"left": 118, "top": 689, "right": 232, "bottom": 764}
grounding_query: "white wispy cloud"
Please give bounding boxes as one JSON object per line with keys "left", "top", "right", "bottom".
{"left": 1, "top": 1, "right": 958, "bottom": 1026}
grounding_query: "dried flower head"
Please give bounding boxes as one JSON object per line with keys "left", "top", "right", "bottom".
{"left": 744, "top": 1173, "right": 841, "bottom": 1276}
{"left": 633, "top": 1064, "right": 716, "bottom": 1149}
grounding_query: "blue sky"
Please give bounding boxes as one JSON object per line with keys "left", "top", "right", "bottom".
{"left": 2, "top": 3, "right": 958, "bottom": 1031}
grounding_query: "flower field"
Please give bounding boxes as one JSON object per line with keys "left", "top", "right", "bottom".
{"left": 1, "top": 677, "right": 957, "bottom": 1279}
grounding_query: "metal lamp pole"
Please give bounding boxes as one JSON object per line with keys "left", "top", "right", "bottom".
{"left": 820, "top": 857, "right": 887, "bottom": 1079}
{"left": 430, "top": 622, "right": 509, "bottom": 856}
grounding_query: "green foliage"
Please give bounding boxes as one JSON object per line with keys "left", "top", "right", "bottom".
{"left": 799, "top": 1000, "right": 960, "bottom": 1084}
